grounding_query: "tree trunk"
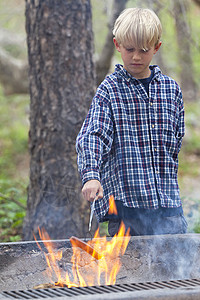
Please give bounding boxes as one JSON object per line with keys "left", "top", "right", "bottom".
{"left": 192, "top": 0, "right": 200, "bottom": 6}
{"left": 95, "top": 0, "right": 128, "bottom": 86}
{"left": 23, "top": 0, "right": 96, "bottom": 240}
{"left": 173, "top": 0, "right": 197, "bottom": 101}
{"left": 145, "top": 0, "right": 168, "bottom": 75}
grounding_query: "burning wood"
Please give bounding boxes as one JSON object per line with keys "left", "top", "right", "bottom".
{"left": 70, "top": 236, "right": 103, "bottom": 260}
{"left": 34, "top": 282, "right": 68, "bottom": 289}
{"left": 34, "top": 197, "right": 130, "bottom": 288}
{"left": 34, "top": 223, "right": 130, "bottom": 288}
{"left": 34, "top": 283, "right": 60, "bottom": 289}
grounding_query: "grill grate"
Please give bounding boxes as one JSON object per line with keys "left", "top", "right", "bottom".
{"left": 1, "top": 278, "right": 200, "bottom": 299}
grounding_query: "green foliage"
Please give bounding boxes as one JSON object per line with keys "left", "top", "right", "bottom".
{"left": 178, "top": 101, "right": 200, "bottom": 182}
{"left": 99, "top": 221, "right": 109, "bottom": 236}
{"left": 159, "top": 5, "right": 179, "bottom": 75}
{"left": 0, "top": 179, "right": 27, "bottom": 242}
{"left": 0, "top": 87, "right": 29, "bottom": 178}
{"left": 190, "top": 3, "right": 200, "bottom": 84}
{"left": 91, "top": 0, "right": 109, "bottom": 55}
{"left": 183, "top": 102, "right": 200, "bottom": 155}
{"left": 193, "top": 221, "right": 200, "bottom": 233}
{"left": 0, "top": 85, "right": 29, "bottom": 242}
{"left": 0, "top": 0, "right": 25, "bottom": 33}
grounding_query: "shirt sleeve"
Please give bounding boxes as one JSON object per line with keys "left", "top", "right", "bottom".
{"left": 176, "top": 87, "right": 185, "bottom": 153}
{"left": 76, "top": 84, "right": 113, "bottom": 185}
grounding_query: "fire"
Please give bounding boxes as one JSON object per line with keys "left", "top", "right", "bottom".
{"left": 35, "top": 222, "right": 130, "bottom": 288}
{"left": 108, "top": 195, "right": 118, "bottom": 215}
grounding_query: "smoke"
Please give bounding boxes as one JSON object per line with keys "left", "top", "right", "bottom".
{"left": 120, "top": 234, "right": 200, "bottom": 283}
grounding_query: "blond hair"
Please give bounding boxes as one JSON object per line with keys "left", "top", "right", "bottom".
{"left": 113, "top": 8, "right": 162, "bottom": 50}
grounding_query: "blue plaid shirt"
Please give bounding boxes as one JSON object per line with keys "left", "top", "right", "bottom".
{"left": 76, "top": 64, "right": 185, "bottom": 222}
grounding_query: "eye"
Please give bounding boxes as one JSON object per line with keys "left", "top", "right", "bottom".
{"left": 140, "top": 49, "right": 149, "bottom": 53}
{"left": 125, "top": 48, "right": 135, "bottom": 52}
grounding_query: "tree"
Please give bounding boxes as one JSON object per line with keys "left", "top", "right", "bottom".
{"left": 0, "top": 1, "right": 128, "bottom": 94}
{"left": 193, "top": 0, "right": 200, "bottom": 6}
{"left": 95, "top": 0, "right": 128, "bottom": 86}
{"left": 139, "top": 0, "right": 168, "bottom": 75}
{"left": 23, "top": 0, "right": 96, "bottom": 240}
{"left": 172, "top": 0, "right": 197, "bottom": 101}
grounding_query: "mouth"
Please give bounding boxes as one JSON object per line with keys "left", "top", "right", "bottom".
{"left": 131, "top": 63, "right": 142, "bottom": 66}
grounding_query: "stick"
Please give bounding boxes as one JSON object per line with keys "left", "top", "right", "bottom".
{"left": 70, "top": 236, "right": 102, "bottom": 260}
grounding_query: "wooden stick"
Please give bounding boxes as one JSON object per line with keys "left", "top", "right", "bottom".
{"left": 70, "top": 236, "right": 102, "bottom": 260}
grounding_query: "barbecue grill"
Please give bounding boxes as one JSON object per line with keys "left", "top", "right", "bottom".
{"left": 1, "top": 279, "right": 200, "bottom": 299}
{"left": 1, "top": 234, "right": 200, "bottom": 299}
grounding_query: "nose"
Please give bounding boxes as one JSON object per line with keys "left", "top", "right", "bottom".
{"left": 132, "top": 51, "right": 141, "bottom": 61}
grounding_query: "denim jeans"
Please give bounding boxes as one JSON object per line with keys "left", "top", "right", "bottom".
{"left": 108, "top": 213, "right": 188, "bottom": 237}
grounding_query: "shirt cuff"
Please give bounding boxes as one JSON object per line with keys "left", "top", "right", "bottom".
{"left": 82, "top": 170, "right": 100, "bottom": 186}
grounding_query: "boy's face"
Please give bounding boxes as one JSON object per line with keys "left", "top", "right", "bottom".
{"left": 113, "top": 38, "right": 161, "bottom": 79}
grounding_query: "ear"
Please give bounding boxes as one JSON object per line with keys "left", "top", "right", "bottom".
{"left": 153, "top": 41, "right": 162, "bottom": 55}
{"left": 113, "top": 38, "right": 121, "bottom": 52}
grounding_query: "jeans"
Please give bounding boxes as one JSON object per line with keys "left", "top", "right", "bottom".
{"left": 108, "top": 213, "right": 188, "bottom": 237}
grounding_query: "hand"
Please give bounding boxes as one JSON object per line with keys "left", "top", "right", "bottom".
{"left": 82, "top": 179, "right": 103, "bottom": 202}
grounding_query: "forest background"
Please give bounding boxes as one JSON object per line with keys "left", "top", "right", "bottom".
{"left": 0, "top": 0, "right": 200, "bottom": 242}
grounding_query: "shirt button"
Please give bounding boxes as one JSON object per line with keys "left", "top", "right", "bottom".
{"left": 152, "top": 124, "right": 155, "bottom": 128}
{"left": 150, "top": 102, "right": 153, "bottom": 106}
{"left": 155, "top": 148, "right": 157, "bottom": 151}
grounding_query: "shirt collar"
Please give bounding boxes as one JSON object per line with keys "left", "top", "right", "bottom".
{"left": 114, "top": 64, "right": 161, "bottom": 83}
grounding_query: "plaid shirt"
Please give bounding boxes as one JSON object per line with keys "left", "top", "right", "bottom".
{"left": 76, "top": 64, "right": 185, "bottom": 222}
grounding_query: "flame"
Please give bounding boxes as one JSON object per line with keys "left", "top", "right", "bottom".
{"left": 35, "top": 223, "right": 130, "bottom": 288}
{"left": 108, "top": 195, "right": 118, "bottom": 215}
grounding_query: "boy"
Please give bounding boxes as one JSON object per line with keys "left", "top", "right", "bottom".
{"left": 76, "top": 8, "right": 188, "bottom": 236}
